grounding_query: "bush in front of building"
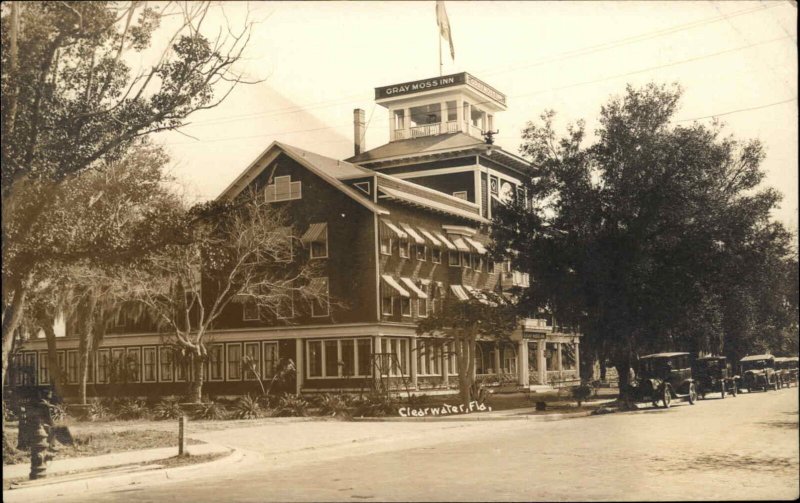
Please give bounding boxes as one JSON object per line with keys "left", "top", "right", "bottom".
{"left": 152, "top": 398, "right": 184, "bottom": 420}
{"left": 114, "top": 398, "right": 150, "bottom": 420}
{"left": 316, "top": 393, "right": 351, "bottom": 419}
{"left": 86, "top": 399, "right": 111, "bottom": 422}
{"left": 232, "top": 395, "right": 265, "bottom": 419}
{"left": 353, "top": 392, "right": 399, "bottom": 417}
{"left": 273, "top": 393, "right": 309, "bottom": 417}
{"left": 194, "top": 401, "right": 229, "bottom": 421}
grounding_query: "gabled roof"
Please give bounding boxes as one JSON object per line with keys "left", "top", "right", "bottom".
{"left": 740, "top": 354, "right": 774, "bottom": 362}
{"left": 216, "top": 141, "right": 386, "bottom": 215}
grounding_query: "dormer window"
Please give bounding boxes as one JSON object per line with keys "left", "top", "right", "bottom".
{"left": 265, "top": 175, "right": 302, "bottom": 202}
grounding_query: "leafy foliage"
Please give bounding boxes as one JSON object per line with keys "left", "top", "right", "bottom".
{"left": 232, "top": 394, "right": 263, "bottom": 420}
{"left": 86, "top": 399, "right": 110, "bottom": 422}
{"left": 492, "top": 82, "right": 798, "bottom": 375}
{"left": 317, "top": 393, "right": 351, "bottom": 418}
{"left": 152, "top": 398, "right": 184, "bottom": 421}
{"left": 195, "top": 401, "right": 228, "bottom": 421}
{"left": 353, "top": 392, "right": 399, "bottom": 418}
{"left": 274, "top": 394, "right": 309, "bottom": 417}
{"left": 115, "top": 398, "right": 149, "bottom": 420}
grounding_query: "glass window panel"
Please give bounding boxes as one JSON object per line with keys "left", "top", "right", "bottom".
{"left": 308, "top": 341, "right": 322, "bottom": 378}
{"left": 324, "top": 340, "right": 339, "bottom": 377}
{"left": 341, "top": 339, "right": 355, "bottom": 377}
{"left": 357, "top": 339, "right": 372, "bottom": 377}
{"left": 263, "top": 343, "right": 278, "bottom": 377}
{"left": 227, "top": 344, "right": 242, "bottom": 380}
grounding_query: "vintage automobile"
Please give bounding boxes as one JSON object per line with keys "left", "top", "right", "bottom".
{"left": 694, "top": 356, "right": 737, "bottom": 399}
{"left": 739, "top": 354, "right": 778, "bottom": 392}
{"left": 624, "top": 352, "right": 697, "bottom": 409}
{"left": 774, "top": 356, "right": 799, "bottom": 388}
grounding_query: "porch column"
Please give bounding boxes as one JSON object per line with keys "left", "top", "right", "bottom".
{"left": 518, "top": 340, "right": 528, "bottom": 386}
{"left": 538, "top": 341, "right": 546, "bottom": 385}
{"left": 403, "top": 108, "right": 410, "bottom": 135}
{"left": 439, "top": 102, "right": 446, "bottom": 134}
{"left": 410, "top": 337, "right": 418, "bottom": 389}
{"left": 456, "top": 97, "right": 464, "bottom": 133}
{"left": 441, "top": 342, "right": 449, "bottom": 386}
{"left": 574, "top": 341, "right": 581, "bottom": 380}
{"left": 493, "top": 342, "right": 501, "bottom": 375}
{"left": 373, "top": 335, "right": 382, "bottom": 386}
{"left": 556, "top": 343, "right": 563, "bottom": 372}
{"left": 295, "top": 339, "right": 304, "bottom": 395}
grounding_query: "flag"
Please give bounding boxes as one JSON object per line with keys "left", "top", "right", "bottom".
{"left": 436, "top": 1, "right": 455, "bottom": 61}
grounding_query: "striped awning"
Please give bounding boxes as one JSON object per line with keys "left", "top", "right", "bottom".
{"left": 463, "top": 285, "right": 494, "bottom": 305}
{"left": 418, "top": 229, "right": 442, "bottom": 247}
{"left": 399, "top": 223, "right": 425, "bottom": 244}
{"left": 382, "top": 275, "right": 410, "bottom": 297}
{"left": 449, "top": 236, "right": 471, "bottom": 253}
{"left": 450, "top": 284, "right": 470, "bottom": 301}
{"left": 400, "top": 277, "right": 428, "bottom": 299}
{"left": 463, "top": 237, "right": 488, "bottom": 255}
{"left": 382, "top": 219, "right": 407, "bottom": 239}
{"left": 301, "top": 223, "right": 327, "bottom": 244}
{"left": 435, "top": 232, "right": 457, "bottom": 250}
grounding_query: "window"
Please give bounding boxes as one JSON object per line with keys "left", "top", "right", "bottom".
{"left": 176, "top": 355, "right": 189, "bottom": 382}
{"left": 39, "top": 352, "right": 49, "bottom": 384}
{"left": 393, "top": 109, "right": 405, "bottom": 130}
{"left": 311, "top": 277, "right": 330, "bottom": 317}
{"left": 562, "top": 343, "right": 577, "bottom": 370}
{"left": 488, "top": 258, "right": 495, "bottom": 273}
{"left": 400, "top": 297, "right": 411, "bottom": 317}
{"left": 110, "top": 348, "right": 124, "bottom": 382}
{"left": 431, "top": 248, "right": 442, "bottom": 264}
{"left": 143, "top": 347, "right": 157, "bottom": 383}
{"left": 446, "top": 342, "right": 458, "bottom": 375}
{"left": 277, "top": 292, "right": 294, "bottom": 319}
{"left": 382, "top": 338, "right": 409, "bottom": 376}
{"left": 306, "top": 338, "right": 372, "bottom": 378}
{"left": 380, "top": 230, "right": 392, "bottom": 255}
{"left": 227, "top": 343, "right": 243, "bottom": 381}
{"left": 263, "top": 342, "right": 279, "bottom": 377}
{"left": 398, "top": 238, "right": 410, "bottom": 258}
{"left": 243, "top": 301, "right": 260, "bottom": 321}
{"left": 446, "top": 100, "right": 457, "bottom": 122}
{"left": 265, "top": 175, "right": 302, "bottom": 202}
{"left": 415, "top": 244, "right": 427, "bottom": 261}
{"left": 449, "top": 251, "right": 461, "bottom": 267}
{"left": 452, "top": 191, "right": 468, "bottom": 200}
{"left": 502, "top": 347, "right": 517, "bottom": 374}
{"left": 159, "top": 347, "right": 174, "bottom": 382}
{"left": 417, "top": 340, "right": 441, "bottom": 376}
{"left": 97, "top": 350, "right": 110, "bottom": 384}
{"left": 301, "top": 223, "right": 328, "bottom": 259}
{"left": 462, "top": 252, "right": 472, "bottom": 269}
{"left": 418, "top": 283, "right": 429, "bottom": 318}
{"left": 381, "top": 291, "right": 394, "bottom": 315}
{"left": 276, "top": 227, "right": 293, "bottom": 262}
{"left": 244, "top": 342, "right": 260, "bottom": 380}
{"left": 127, "top": 348, "right": 141, "bottom": 383}
{"left": 67, "top": 350, "right": 79, "bottom": 384}
{"left": 208, "top": 344, "right": 224, "bottom": 381}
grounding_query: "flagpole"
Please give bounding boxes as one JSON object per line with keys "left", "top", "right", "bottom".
{"left": 438, "top": 20, "right": 443, "bottom": 76}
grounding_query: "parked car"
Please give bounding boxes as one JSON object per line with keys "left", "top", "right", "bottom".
{"left": 624, "top": 352, "right": 697, "bottom": 409}
{"left": 739, "top": 354, "right": 778, "bottom": 392}
{"left": 694, "top": 356, "right": 737, "bottom": 399}
{"left": 774, "top": 357, "right": 799, "bottom": 388}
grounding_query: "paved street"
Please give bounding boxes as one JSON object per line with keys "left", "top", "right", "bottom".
{"left": 57, "top": 389, "right": 798, "bottom": 502}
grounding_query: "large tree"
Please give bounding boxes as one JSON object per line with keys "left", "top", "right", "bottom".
{"left": 119, "top": 193, "right": 326, "bottom": 403}
{"left": 492, "top": 82, "right": 796, "bottom": 383}
{"left": 1, "top": 1, "right": 256, "bottom": 385}
{"left": 417, "top": 298, "right": 518, "bottom": 407}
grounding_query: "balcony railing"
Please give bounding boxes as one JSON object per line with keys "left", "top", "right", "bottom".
{"left": 391, "top": 121, "right": 462, "bottom": 141}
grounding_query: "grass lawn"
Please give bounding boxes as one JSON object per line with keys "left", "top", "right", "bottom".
{"left": 3, "top": 429, "right": 204, "bottom": 466}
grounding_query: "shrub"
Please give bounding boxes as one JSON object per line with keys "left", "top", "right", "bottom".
{"left": 116, "top": 399, "right": 149, "bottom": 420}
{"left": 2, "top": 400, "right": 18, "bottom": 423}
{"left": 232, "top": 395, "right": 263, "bottom": 419}
{"left": 317, "top": 393, "right": 350, "bottom": 418}
{"left": 47, "top": 402, "right": 68, "bottom": 422}
{"left": 571, "top": 385, "right": 593, "bottom": 406}
{"left": 153, "top": 398, "right": 184, "bottom": 420}
{"left": 274, "top": 394, "right": 309, "bottom": 417}
{"left": 86, "top": 399, "right": 111, "bottom": 422}
{"left": 354, "top": 392, "right": 398, "bottom": 417}
{"left": 195, "top": 401, "right": 228, "bottom": 420}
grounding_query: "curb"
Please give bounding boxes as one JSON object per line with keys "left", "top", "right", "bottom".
{"left": 3, "top": 447, "right": 240, "bottom": 502}
{"left": 351, "top": 408, "right": 600, "bottom": 422}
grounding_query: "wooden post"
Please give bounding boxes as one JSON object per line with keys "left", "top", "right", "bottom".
{"left": 178, "top": 415, "right": 187, "bottom": 456}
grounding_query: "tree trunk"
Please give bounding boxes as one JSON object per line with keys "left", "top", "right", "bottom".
{"left": 77, "top": 295, "right": 98, "bottom": 405}
{"left": 191, "top": 354, "right": 205, "bottom": 403}
{"left": 42, "top": 319, "right": 66, "bottom": 399}
{"left": 2, "top": 283, "right": 28, "bottom": 387}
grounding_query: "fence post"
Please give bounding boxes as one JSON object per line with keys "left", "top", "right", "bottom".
{"left": 178, "top": 415, "right": 187, "bottom": 456}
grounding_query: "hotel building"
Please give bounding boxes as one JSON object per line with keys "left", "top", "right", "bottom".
{"left": 8, "top": 73, "right": 581, "bottom": 399}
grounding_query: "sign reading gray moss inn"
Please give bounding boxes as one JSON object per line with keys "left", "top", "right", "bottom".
{"left": 375, "top": 72, "right": 507, "bottom": 106}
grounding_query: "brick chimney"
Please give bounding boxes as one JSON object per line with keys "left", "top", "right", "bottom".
{"left": 353, "top": 108, "right": 366, "bottom": 156}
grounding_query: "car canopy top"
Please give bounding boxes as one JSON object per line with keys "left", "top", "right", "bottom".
{"left": 740, "top": 354, "right": 774, "bottom": 362}
{"left": 640, "top": 352, "right": 690, "bottom": 359}
{"left": 696, "top": 355, "right": 727, "bottom": 361}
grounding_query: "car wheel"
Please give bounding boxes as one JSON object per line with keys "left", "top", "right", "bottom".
{"left": 720, "top": 381, "right": 726, "bottom": 399}
{"left": 662, "top": 386, "right": 672, "bottom": 408}
{"left": 688, "top": 384, "right": 697, "bottom": 405}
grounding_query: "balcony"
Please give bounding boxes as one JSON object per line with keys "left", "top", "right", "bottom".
{"left": 500, "top": 270, "right": 530, "bottom": 289}
{"left": 390, "top": 121, "right": 482, "bottom": 141}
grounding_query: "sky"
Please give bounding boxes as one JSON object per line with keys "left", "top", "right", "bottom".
{"left": 152, "top": 1, "right": 798, "bottom": 233}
